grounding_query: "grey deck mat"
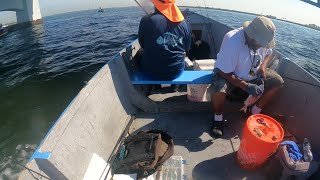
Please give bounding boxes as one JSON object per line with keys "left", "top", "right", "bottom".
{"left": 129, "top": 111, "right": 279, "bottom": 180}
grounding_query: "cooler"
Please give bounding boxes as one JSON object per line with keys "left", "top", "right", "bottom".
{"left": 187, "top": 59, "right": 215, "bottom": 102}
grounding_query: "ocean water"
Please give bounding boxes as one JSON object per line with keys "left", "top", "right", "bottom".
{"left": 0, "top": 6, "right": 319, "bottom": 178}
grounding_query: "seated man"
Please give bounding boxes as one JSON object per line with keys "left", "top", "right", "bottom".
{"left": 210, "top": 16, "right": 284, "bottom": 137}
{"left": 188, "top": 30, "right": 211, "bottom": 61}
{"left": 138, "top": 0, "right": 191, "bottom": 80}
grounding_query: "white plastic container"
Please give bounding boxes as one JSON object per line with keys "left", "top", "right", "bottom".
{"left": 187, "top": 59, "right": 215, "bottom": 102}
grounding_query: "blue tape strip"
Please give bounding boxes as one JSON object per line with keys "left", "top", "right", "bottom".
{"left": 27, "top": 91, "right": 81, "bottom": 163}
{"left": 30, "top": 151, "right": 51, "bottom": 161}
{"left": 132, "top": 71, "right": 213, "bottom": 84}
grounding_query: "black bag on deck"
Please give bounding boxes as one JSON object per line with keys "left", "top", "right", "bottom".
{"left": 111, "top": 130, "right": 174, "bottom": 179}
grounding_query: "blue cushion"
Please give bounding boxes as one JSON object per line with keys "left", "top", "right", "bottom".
{"left": 131, "top": 71, "right": 213, "bottom": 84}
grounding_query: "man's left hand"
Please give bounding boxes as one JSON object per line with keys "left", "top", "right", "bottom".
{"left": 195, "top": 40, "right": 202, "bottom": 46}
{"left": 257, "top": 66, "right": 267, "bottom": 80}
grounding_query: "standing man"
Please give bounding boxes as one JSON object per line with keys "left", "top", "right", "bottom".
{"left": 138, "top": 0, "right": 191, "bottom": 80}
{"left": 210, "top": 16, "right": 284, "bottom": 137}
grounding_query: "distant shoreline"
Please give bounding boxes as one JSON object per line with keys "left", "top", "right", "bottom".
{"left": 180, "top": 6, "right": 320, "bottom": 32}
{"left": 2, "top": 6, "right": 319, "bottom": 32}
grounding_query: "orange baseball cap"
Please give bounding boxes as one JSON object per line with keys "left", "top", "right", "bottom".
{"left": 151, "top": 0, "right": 184, "bottom": 22}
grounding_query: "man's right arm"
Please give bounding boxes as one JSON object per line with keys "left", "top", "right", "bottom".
{"left": 215, "top": 32, "right": 248, "bottom": 89}
{"left": 217, "top": 70, "right": 248, "bottom": 90}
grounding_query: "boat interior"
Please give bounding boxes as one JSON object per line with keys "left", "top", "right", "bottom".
{"left": 123, "top": 11, "right": 320, "bottom": 179}
{"left": 19, "top": 10, "right": 320, "bottom": 180}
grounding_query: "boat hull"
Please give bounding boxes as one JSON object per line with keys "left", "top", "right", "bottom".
{"left": 19, "top": 10, "right": 320, "bottom": 179}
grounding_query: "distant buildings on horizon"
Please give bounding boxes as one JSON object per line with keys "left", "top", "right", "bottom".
{"left": 305, "top": 24, "right": 320, "bottom": 31}
{"left": 264, "top": 15, "right": 320, "bottom": 31}
{"left": 181, "top": 6, "right": 320, "bottom": 31}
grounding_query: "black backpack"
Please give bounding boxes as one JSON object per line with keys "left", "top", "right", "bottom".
{"left": 111, "top": 130, "right": 174, "bottom": 179}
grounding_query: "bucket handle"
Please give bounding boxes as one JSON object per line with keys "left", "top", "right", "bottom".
{"left": 257, "top": 118, "right": 271, "bottom": 129}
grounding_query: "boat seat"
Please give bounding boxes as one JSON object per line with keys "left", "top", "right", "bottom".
{"left": 121, "top": 51, "right": 214, "bottom": 85}
{"left": 131, "top": 70, "right": 214, "bottom": 84}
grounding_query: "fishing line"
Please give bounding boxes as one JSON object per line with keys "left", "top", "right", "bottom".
{"left": 193, "top": 0, "right": 217, "bottom": 56}
{"left": 101, "top": 115, "right": 136, "bottom": 180}
{"left": 0, "top": 151, "right": 50, "bottom": 179}
{"left": 134, "top": 0, "right": 149, "bottom": 15}
{"left": 88, "top": 0, "right": 95, "bottom": 55}
{"left": 201, "top": 0, "right": 218, "bottom": 56}
{"left": 222, "top": 104, "right": 295, "bottom": 118}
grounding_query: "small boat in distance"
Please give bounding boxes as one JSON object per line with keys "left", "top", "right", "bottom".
{"left": 0, "top": 24, "right": 8, "bottom": 37}
{"left": 98, "top": 7, "right": 105, "bottom": 12}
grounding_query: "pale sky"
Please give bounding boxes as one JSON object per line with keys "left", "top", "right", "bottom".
{"left": 0, "top": 0, "right": 319, "bottom": 26}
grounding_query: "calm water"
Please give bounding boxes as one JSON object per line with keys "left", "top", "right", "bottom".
{"left": 0, "top": 7, "right": 319, "bottom": 178}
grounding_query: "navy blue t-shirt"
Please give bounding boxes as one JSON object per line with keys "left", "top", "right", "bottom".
{"left": 138, "top": 11, "right": 191, "bottom": 79}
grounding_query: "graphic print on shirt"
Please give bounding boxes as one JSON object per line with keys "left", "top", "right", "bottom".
{"left": 156, "top": 32, "right": 183, "bottom": 50}
{"left": 248, "top": 52, "right": 262, "bottom": 77}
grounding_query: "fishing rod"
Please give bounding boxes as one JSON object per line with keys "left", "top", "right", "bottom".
{"left": 274, "top": 51, "right": 320, "bottom": 88}
{"left": 282, "top": 76, "right": 320, "bottom": 88}
{"left": 134, "top": 0, "right": 149, "bottom": 15}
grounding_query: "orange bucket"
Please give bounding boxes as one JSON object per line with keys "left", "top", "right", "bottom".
{"left": 237, "top": 114, "right": 284, "bottom": 170}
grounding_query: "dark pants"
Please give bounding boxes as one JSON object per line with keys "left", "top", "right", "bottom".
{"left": 133, "top": 49, "right": 183, "bottom": 80}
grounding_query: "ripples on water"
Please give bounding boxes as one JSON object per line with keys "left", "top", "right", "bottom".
{"left": 0, "top": 6, "right": 319, "bottom": 178}
{"left": 0, "top": 7, "right": 141, "bottom": 178}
